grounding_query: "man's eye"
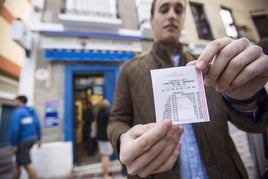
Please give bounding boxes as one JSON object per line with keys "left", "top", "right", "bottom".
{"left": 175, "top": 6, "right": 183, "bottom": 14}
{"left": 159, "top": 6, "right": 184, "bottom": 14}
{"left": 160, "top": 7, "right": 169, "bottom": 13}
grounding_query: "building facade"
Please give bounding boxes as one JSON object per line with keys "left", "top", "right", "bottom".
{"left": 0, "top": 0, "right": 33, "bottom": 177}
{"left": 0, "top": 0, "right": 32, "bottom": 143}
{"left": 2, "top": 0, "right": 268, "bottom": 178}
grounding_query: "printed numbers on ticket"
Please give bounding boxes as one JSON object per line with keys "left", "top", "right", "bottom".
{"left": 150, "top": 66, "right": 210, "bottom": 124}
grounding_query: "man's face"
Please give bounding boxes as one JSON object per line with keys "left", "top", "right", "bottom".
{"left": 150, "top": 0, "right": 186, "bottom": 43}
{"left": 13, "top": 99, "right": 21, "bottom": 107}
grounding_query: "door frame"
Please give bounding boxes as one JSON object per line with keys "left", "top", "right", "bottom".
{"left": 64, "top": 64, "right": 120, "bottom": 163}
{"left": 0, "top": 104, "right": 14, "bottom": 144}
{"left": 252, "top": 13, "right": 268, "bottom": 39}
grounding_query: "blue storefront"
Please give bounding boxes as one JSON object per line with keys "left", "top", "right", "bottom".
{"left": 42, "top": 31, "right": 141, "bottom": 165}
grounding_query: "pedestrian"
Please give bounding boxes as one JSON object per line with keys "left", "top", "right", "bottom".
{"left": 107, "top": 0, "right": 268, "bottom": 179}
{"left": 196, "top": 13, "right": 212, "bottom": 40}
{"left": 83, "top": 100, "right": 96, "bottom": 156}
{"left": 96, "top": 99, "right": 113, "bottom": 179}
{"left": 10, "top": 95, "right": 42, "bottom": 179}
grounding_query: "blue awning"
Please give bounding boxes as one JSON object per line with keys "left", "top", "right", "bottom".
{"left": 44, "top": 49, "right": 134, "bottom": 61}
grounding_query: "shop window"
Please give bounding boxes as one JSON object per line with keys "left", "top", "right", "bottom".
{"left": 135, "top": 0, "right": 152, "bottom": 26}
{"left": 190, "top": 3, "right": 213, "bottom": 40}
{"left": 61, "top": 0, "right": 118, "bottom": 19}
{"left": 252, "top": 14, "right": 268, "bottom": 39}
{"left": 220, "top": 7, "right": 238, "bottom": 38}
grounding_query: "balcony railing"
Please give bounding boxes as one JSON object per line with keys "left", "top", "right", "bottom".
{"left": 58, "top": 0, "right": 122, "bottom": 32}
{"left": 61, "top": 8, "right": 115, "bottom": 19}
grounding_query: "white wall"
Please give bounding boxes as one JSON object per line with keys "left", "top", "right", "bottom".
{"left": 21, "top": 141, "right": 73, "bottom": 178}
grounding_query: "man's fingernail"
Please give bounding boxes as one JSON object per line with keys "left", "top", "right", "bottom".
{"left": 196, "top": 60, "right": 206, "bottom": 69}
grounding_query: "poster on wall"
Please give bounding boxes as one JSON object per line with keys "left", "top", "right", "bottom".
{"left": 44, "top": 101, "right": 59, "bottom": 127}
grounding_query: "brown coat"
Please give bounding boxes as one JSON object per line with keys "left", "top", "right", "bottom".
{"left": 107, "top": 42, "right": 268, "bottom": 179}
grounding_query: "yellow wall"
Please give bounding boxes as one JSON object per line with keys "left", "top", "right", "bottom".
{"left": 181, "top": 0, "right": 268, "bottom": 45}
{"left": 220, "top": 0, "right": 268, "bottom": 41}
{"left": 0, "top": 0, "right": 31, "bottom": 68}
{"left": 0, "top": 17, "right": 25, "bottom": 66}
{"left": 4, "top": 0, "right": 31, "bottom": 24}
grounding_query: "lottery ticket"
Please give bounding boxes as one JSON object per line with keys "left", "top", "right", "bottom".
{"left": 150, "top": 66, "right": 210, "bottom": 124}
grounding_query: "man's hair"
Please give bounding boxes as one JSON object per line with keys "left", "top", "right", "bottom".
{"left": 150, "top": 0, "right": 157, "bottom": 17}
{"left": 15, "top": 95, "right": 28, "bottom": 104}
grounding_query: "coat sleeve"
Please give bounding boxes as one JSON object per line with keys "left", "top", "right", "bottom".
{"left": 207, "top": 87, "right": 268, "bottom": 133}
{"left": 107, "top": 62, "right": 133, "bottom": 157}
{"left": 225, "top": 88, "right": 268, "bottom": 133}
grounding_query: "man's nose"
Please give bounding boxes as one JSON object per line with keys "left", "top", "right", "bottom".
{"left": 168, "top": 8, "right": 177, "bottom": 20}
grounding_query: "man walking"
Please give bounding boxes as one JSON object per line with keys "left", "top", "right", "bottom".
{"left": 10, "top": 95, "right": 42, "bottom": 179}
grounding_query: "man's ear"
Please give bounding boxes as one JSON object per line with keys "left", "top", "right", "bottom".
{"left": 150, "top": 16, "right": 154, "bottom": 31}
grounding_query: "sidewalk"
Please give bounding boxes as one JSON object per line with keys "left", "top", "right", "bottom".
{"left": 0, "top": 143, "right": 13, "bottom": 179}
{"left": 63, "top": 160, "right": 127, "bottom": 179}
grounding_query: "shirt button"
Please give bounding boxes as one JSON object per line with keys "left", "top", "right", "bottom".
{"left": 189, "top": 147, "right": 194, "bottom": 151}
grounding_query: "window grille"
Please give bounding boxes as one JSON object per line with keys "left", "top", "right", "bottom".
{"left": 61, "top": 0, "right": 117, "bottom": 19}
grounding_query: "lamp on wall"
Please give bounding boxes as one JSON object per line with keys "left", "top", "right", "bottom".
{"left": 11, "top": 18, "right": 33, "bottom": 58}
{"left": 33, "top": 6, "right": 42, "bottom": 13}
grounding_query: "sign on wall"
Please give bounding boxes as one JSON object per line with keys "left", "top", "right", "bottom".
{"left": 41, "top": 36, "right": 142, "bottom": 52}
{"left": 44, "top": 101, "right": 59, "bottom": 127}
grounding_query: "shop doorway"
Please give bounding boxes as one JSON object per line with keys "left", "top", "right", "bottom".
{"left": 64, "top": 64, "right": 120, "bottom": 166}
{"left": 73, "top": 73, "right": 105, "bottom": 165}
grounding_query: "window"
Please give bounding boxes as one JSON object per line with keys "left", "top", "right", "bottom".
{"left": 220, "top": 7, "right": 238, "bottom": 38}
{"left": 135, "top": 0, "right": 154, "bottom": 38}
{"left": 190, "top": 3, "right": 213, "bottom": 40}
{"left": 135, "top": 0, "right": 152, "bottom": 25}
{"left": 252, "top": 14, "right": 268, "bottom": 39}
{"left": 61, "top": 0, "right": 117, "bottom": 19}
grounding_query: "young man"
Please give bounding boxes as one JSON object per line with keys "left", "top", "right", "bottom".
{"left": 96, "top": 99, "right": 113, "bottom": 179}
{"left": 10, "top": 95, "right": 42, "bottom": 179}
{"left": 108, "top": 0, "right": 268, "bottom": 178}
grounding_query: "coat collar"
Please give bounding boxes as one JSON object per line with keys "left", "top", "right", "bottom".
{"left": 149, "top": 41, "right": 194, "bottom": 68}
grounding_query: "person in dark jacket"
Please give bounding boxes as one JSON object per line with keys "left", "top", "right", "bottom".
{"left": 83, "top": 100, "right": 96, "bottom": 155}
{"left": 96, "top": 99, "right": 113, "bottom": 179}
{"left": 10, "top": 95, "right": 42, "bottom": 179}
{"left": 107, "top": 0, "right": 268, "bottom": 178}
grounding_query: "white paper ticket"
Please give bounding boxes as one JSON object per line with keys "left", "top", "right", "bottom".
{"left": 150, "top": 66, "right": 210, "bottom": 124}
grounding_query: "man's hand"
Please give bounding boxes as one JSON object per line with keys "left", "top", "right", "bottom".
{"left": 36, "top": 141, "right": 42, "bottom": 148}
{"left": 12, "top": 146, "right": 17, "bottom": 153}
{"left": 119, "top": 119, "right": 183, "bottom": 177}
{"left": 188, "top": 37, "right": 268, "bottom": 100}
